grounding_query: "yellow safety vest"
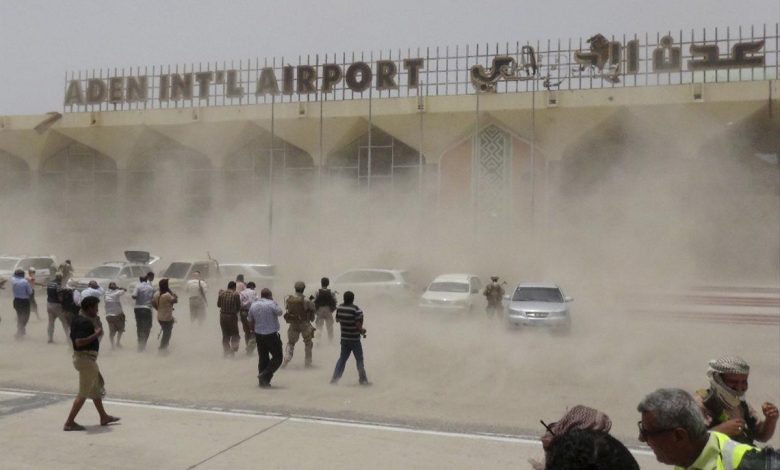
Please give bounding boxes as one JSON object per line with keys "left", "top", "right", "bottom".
{"left": 713, "top": 431, "right": 754, "bottom": 470}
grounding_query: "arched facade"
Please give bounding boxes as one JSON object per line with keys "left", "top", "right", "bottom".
{"left": 439, "top": 123, "right": 533, "bottom": 224}
{"left": 126, "top": 132, "right": 213, "bottom": 221}
{"left": 326, "top": 127, "right": 425, "bottom": 192}
{"left": 0, "top": 150, "right": 31, "bottom": 194}
{"left": 39, "top": 142, "right": 118, "bottom": 208}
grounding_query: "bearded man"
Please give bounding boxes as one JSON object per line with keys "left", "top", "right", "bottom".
{"left": 694, "top": 355, "right": 778, "bottom": 445}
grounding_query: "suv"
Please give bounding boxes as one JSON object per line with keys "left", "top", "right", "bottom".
{"left": 219, "top": 263, "right": 277, "bottom": 289}
{"left": 71, "top": 251, "right": 160, "bottom": 291}
{"left": 0, "top": 255, "right": 58, "bottom": 284}
{"left": 504, "top": 283, "right": 573, "bottom": 332}
{"left": 330, "top": 269, "right": 416, "bottom": 306}
{"left": 159, "top": 259, "right": 220, "bottom": 291}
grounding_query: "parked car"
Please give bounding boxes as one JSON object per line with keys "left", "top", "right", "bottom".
{"left": 418, "top": 273, "right": 484, "bottom": 313}
{"left": 330, "top": 268, "right": 416, "bottom": 305}
{"left": 218, "top": 263, "right": 277, "bottom": 289}
{"left": 70, "top": 251, "right": 160, "bottom": 291}
{"left": 504, "top": 283, "right": 572, "bottom": 332}
{"left": 0, "top": 255, "right": 58, "bottom": 284}
{"left": 159, "top": 259, "right": 220, "bottom": 291}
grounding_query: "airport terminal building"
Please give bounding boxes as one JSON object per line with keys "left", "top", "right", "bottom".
{"left": 0, "top": 25, "right": 778, "bottom": 278}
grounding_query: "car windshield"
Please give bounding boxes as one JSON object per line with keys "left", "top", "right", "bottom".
{"left": 0, "top": 258, "right": 19, "bottom": 270}
{"left": 513, "top": 287, "right": 564, "bottom": 303}
{"left": 85, "top": 266, "right": 121, "bottom": 278}
{"left": 428, "top": 282, "right": 469, "bottom": 293}
{"left": 163, "top": 262, "right": 191, "bottom": 279}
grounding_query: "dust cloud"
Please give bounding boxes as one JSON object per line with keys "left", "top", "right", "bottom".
{"left": 0, "top": 103, "right": 778, "bottom": 453}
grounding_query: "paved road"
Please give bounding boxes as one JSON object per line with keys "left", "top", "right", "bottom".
{"left": 0, "top": 388, "right": 664, "bottom": 469}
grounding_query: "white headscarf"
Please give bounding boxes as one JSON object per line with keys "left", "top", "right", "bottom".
{"left": 707, "top": 356, "right": 749, "bottom": 409}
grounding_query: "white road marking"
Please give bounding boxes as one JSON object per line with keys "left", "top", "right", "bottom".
{"left": 0, "top": 387, "right": 654, "bottom": 456}
{"left": 0, "top": 390, "right": 36, "bottom": 398}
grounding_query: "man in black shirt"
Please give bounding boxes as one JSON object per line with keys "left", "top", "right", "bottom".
{"left": 63, "top": 296, "right": 120, "bottom": 431}
{"left": 314, "top": 277, "right": 338, "bottom": 343}
{"left": 46, "top": 273, "right": 67, "bottom": 343}
{"left": 330, "top": 291, "right": 370, "bottom": 386}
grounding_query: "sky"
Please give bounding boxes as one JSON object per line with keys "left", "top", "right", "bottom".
{"left": 0, "top": 0, "right": 777, "bottom": 115}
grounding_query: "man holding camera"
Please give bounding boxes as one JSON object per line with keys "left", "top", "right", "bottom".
{"left": 330, "top": 291, "right": 370, "bottom": 386}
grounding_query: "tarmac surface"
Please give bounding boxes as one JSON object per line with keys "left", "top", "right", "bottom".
{"left": 0, "top": 388, "right": 663, "bottom": 469}
{"left": 0, "top": 288, "right": 777, "bottom": 469}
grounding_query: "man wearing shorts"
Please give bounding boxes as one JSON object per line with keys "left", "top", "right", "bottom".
{"left": 63, "top": 296, "right": 120, "bottom": 431}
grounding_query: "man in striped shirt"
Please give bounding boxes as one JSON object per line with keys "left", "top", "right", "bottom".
{"left": 330, "top": 291, "right": 370, "bottom": 386}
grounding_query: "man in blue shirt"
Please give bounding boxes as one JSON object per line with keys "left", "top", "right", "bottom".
{"left": 248, "top": 288, "right": 283, "bottom": 388}
{"left": 330, "top": 291, "right": 370, "bottom": 386}
{"left": 11, "top": 269, "right": 33, "bottom": 339}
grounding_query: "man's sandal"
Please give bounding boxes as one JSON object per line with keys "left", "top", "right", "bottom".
{"left": 63, "top": 422, "right": 86, "bottom": 431}
{"left": 100, "top": 416, "right": 121, "bottom": 426}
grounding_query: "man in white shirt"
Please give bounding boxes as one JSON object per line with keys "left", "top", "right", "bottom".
{"left": 104, "top": 282, "right": 127, "bottom": 349}
{"left": 248, "top": 288, "right": 283, "bottom": 388}
{"left": 184, "top": 271, "right": 208, "bottom": 326}
{"left": 239, "top": 282, "right": 258, "bottom": 354}
{"left": 80, "top": 281, "right": 106, "bottom": 302}
{"left": 131, "top": 272, "right": 156, "bottom": 352}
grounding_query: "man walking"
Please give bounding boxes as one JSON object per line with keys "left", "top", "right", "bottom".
{"left": 26, "top": 267, "right": 41, "bottom": 321}
{"left": 104, "top": 282, "right": 127, "bottom": 349}
{"left": 152, "top": 278, "right": 177, "bottom": 354}
{"left": 11, "top": 269, "right": 33, "bottom": 339}
{"left": 248, "top": 288, "right": 283, "bottom": 388}
{"left": 282, "top": 281, "right": 316, "bottom": 368}
{"left": 185, "top": 271, "right": 208, "bottom": 326}
{"left": 331, "top": 291, "right": 370, "bottom": 385}
{"left": 131, "top": 273, "right": 155, "bottom": 352}
{"left": 239, "top": 281, "right": 258, "bottom": 354}
{"left": 81, "top": 281, "right": 105, "bottom": 303}
{"left": 217, "top": 281, "right": 242, "bottom": 357}
{"left": 482, "top": 276, "right": 505, "bottom": 318}
{"left": 58, "top": 259, "right": 74, "bottom": 284}
{"left": 46, "top": 273, "right": 68, "bottom": 343}
{"left": 314, "top": 277, "right": 338, "bottom": 343}
{"left": 63, "top": 296, "right": 120, "bottom": 431}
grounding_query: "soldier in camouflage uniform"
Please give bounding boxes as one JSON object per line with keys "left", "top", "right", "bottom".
{"left": 482, "top": 276, "right": 505, "bottom": 319}
{"left": 281, "top": 281, "right": 316, "bottom": 368}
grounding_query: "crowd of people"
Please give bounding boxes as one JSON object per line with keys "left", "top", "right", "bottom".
{"left": 2, "top": 264, "right": 779, "bottom": 468}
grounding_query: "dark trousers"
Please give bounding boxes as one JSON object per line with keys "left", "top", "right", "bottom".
{"left": 220, "top": 313, "right": 240, "bottom": 354}
{"left": 134, "top": 308, "right": 153, "bottom": 351}
{"left": 256, "top": 332, "right": 283, "bottom": 385}
{"left": 240, "top": 311, "right": 256, "bottom": 353}
{"left": 158, "top": 320, "right": 173, "bottom": 350}
{"left": 331, "top": 340, "right": 368, "bottom": 383}
{"left": 13, "top": 298, "right": 31, "bottom": 339}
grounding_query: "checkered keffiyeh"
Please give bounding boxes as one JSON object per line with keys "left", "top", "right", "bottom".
{"left": 708, "top": 356, "right": 750, "bottom": 376}
{"left": 541, "top": 405, "right": 612, "bottom": 450}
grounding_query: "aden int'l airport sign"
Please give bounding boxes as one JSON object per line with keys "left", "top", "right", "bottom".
{"left": 62, "top": 28, "right": 770, "bottom": 111}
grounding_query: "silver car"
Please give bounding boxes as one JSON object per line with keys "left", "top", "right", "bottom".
{"left": 505, "top": 283, "right": 572, "bottom": 331}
